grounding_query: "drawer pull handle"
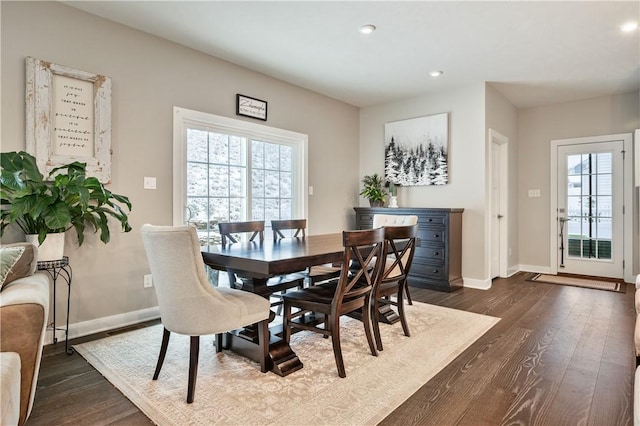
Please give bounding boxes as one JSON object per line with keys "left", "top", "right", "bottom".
{"left": 428, "top": 218, "right": 433, "bottom": 222}
{"left": 433, "top": 269, "right": 439, "bottom": 273}
{"left": 433, "top": 234, "right": 440, "bottom": 238}
{"left": 433, "top": 251, "right": 439, "bottom": 256}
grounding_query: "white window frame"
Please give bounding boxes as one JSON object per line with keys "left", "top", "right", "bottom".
{"left": 172, "top": 106, "right": 308, "bottom": 227}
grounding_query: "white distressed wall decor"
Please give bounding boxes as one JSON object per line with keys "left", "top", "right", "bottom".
{"left": 26, "top": 57, "right": 112, "bottom": 183}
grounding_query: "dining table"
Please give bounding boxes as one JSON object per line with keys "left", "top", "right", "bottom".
{"left": 201, "top": 232, "right": 347, "bottom": 376}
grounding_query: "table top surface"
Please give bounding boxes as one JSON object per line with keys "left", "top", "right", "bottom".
{"left": 201, "top": 232, "right": 345, "bottom": 277}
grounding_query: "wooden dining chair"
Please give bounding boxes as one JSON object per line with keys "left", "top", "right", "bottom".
{"left": 372, "top": 223, "right": 418, "bottom": 351}
{"left": 218, "top": 220, "right": 265, "bottom": 247}
{"left": 218, "top": 220, "right": 304, "bottom": 313}
{"left": 372, "top": 214, "right": 418, "bottom": 305}
{"left": 271, "top": 219, "right": 341, "bottom": 286}
{"left": 282, "top": 227, "right": 385, "bottom": 378}
{"left": 140, "top": 224, "right": 271, "bottom": 403}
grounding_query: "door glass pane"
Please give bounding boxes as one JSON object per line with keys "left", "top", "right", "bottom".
{"left": 565, "top": 151, "right": 613, "bottom": 260}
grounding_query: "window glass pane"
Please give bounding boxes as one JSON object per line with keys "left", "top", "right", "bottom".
{"left": 280, "top": 199, "right": 292, "bottom": 219}
{"left": 567, "top": 155, "right": 582, "bottom": 175}
{"left": 265, "top": 143, "right": 280, "bottom": 170}
{"left": 595, "top": 196, "right": 611, "bottom": 218}
{"left": 252, "top": 169, "right": 265, "bottom": 198}
{"left": 187, "top": 197, "right": 208, "bottom": 227}
{"left": 596, "top": 174, "right": 611, "bottom": 196}
{"left": 567, "top": 196, "right": 581, "bottom": 217}
{"left": 229, "top": 136, "right": 244, "bottom": 166}
{"left": 280, "top": 145, "right": 293, "bottom": 171}
{"left": 229, "top": 166, "right": 245, "bottom": 197}
{"left": 596, "top": 152, "right": 612, "bottom": 174}
{"left": 566, "top": 217, "right": 582, "bottom": 238}
{"left": 252, "top": 140, "right": 264, "bottom": 169}
{"left": 264, "top": 198, "right": 279, "bottom": 223}
{"left": 187, "top": 163, "right": 208, "bottom": 196}
{"left": 265, "top": 170, "right": 279, "bottom": 197}
{"left": 228, "top": 198, "right": 244, "bottom": 222}
{"left": 209, "top": 165, "right": 228, "bottom": 196}
{"left": 280, "top": 172, "right": 292, "bottom": 198}
{"left": 567, "top": 176, "right": 581, "bottom": 195}
{"left": 580, "top": 154, "right": 591, "bottom": 174}
{"left": 251, "top": 198, "right": 264, "bottom": 221}
{"left": 187, "top": 129, "right": 208, "bottom": 162}
{"left": 210, "top": 132, "right": 229, "bottom": 164}
{"left": 209, "top": 197, "right": 229, "bottom": 223}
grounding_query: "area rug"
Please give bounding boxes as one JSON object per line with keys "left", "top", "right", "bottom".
{"left": 528, "top": 273, "right": 624, "bottom": 293}
{"left": 74, "top": 302, "right": 499, "bottom": 425}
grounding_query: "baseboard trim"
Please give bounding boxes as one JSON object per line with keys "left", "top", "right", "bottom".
{"left": 46, "top": 306, "right": 161, "bottom": 346}
{"left": 506, "top": 267, "right": 520, "bottom": 278}
{"left": 463, "top": 277, "right": 492, "bottom": 290}
{"left": 517, "top": 264, "right": 552, "bottom": 275}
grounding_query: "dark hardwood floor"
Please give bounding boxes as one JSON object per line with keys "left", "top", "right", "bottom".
{"left": 28, "top": 272, "right": 635, "bottom": 425}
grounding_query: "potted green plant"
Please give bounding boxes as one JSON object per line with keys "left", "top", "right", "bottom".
{"left": 359, "top": 173, "right": 387, "bottom": 207}
{"left": 0, "top": 151, "right": 132, "bottom": 260}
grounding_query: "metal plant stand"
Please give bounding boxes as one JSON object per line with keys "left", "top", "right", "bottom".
{"left": 38, "top": 256, "right": 74, "bottom": 355}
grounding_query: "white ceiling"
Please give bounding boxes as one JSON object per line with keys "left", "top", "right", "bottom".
{"left": 63, "top": 1, "right": 640, "bottom": 109}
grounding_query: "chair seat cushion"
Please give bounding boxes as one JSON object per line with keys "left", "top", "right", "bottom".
{"left": 283, "top": 283, "right": 336, "bottom": 304}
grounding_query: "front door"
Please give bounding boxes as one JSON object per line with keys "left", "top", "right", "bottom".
{"left": 556, "top": 140, "right": 624, "bottom": 278}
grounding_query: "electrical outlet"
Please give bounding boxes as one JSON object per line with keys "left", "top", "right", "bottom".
{"left": 143, "top": 274, "right": 153, "bottom": 288}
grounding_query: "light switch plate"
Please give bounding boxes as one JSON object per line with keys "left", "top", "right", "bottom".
{"left": 528, "top": 189, "right": 541, "bottom": 197}
{"left": 143, "top": 176, "right": 157, "bottom": 190}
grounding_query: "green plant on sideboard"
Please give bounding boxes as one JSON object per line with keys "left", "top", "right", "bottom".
{"left": 0, "top": 151, "right": 132, "bottom": 245}
{"left": 359, "top": 173, "right": 387, "bottom": 207}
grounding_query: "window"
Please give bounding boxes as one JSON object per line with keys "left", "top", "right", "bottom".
{"left": 173, "top": 107, "right": 307, "bottom": 246}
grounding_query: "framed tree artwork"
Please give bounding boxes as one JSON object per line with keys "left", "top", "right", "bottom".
{"left": 25, "top": 57, "right": 112, "bottom": 183}
{"left": 384, "top": 113, "right": 449, "bottom": 186}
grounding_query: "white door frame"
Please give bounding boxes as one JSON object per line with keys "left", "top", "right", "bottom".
{"left": 488, "top": 129, "right": 509, "bottom": 278}
{"left": 550, "top": 133, "right": 633, "bottom": 282}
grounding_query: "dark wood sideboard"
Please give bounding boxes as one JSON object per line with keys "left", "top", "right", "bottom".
{"left": 354, "top": 207, "right": 464, "bottom": 292}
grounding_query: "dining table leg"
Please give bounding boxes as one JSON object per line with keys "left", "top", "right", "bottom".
{"left": 224, "top": 271, "right": 304, "bottom": 377}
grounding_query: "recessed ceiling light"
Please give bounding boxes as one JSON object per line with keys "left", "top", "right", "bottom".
{"left": 429, "top": 70, "right": 444, "bottom": 77}
{"left": 621, "top": 21, "right": 638, "bottom": 32}
{"left": 359, "top": 24, "right": 376, "bottom": 35}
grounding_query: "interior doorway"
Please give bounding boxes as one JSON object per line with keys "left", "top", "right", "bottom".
{"left": 489, "top": 129, "right": 508, "bottom": 279}
{"left": 550, "top": 133, "right": 633, "bottom": 281}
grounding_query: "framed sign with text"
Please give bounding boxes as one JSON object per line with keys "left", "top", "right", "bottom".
{"left": 26, "top": 57, "right": 112, "bottom": 183}
{"left": 236, "top": 94, "right": 267, "bottom": 121}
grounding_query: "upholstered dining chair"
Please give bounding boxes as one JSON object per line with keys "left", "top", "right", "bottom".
{"left": 271, "top": 219, "right": 341, "bottom": 286}
{"left": 140, "top": 224, "right": 271, "bottom": 403}
{"left": 372, "top": 223, "right": 418, "bottom": 351}
{"left": 218, "top": 220, "right": 304, "bottom": 312}
{"left": 282, "top": 227, "right": 385, "bottom": 378}
{"left": 372, "top": 214, "right": 418, "bottom": 305}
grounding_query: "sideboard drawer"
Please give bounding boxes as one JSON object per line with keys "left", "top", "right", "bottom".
{"left": 415, "top": 243, "right": 446, "bottom": 263}
{"left": 418, "top": 229, "right": 446, "bottom": 244}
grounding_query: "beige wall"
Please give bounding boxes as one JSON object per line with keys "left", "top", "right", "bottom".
{"left": 1, "top": 2, "right": 360, "bottom": 328}
{"left": 359, "top": 84, "right": 488, "bottom": 285}
{"left": 517, "top": 91, "right": 640, "bottom": 275}
{"left": 485, "top": 84, "right": 519, "bottom": 275}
